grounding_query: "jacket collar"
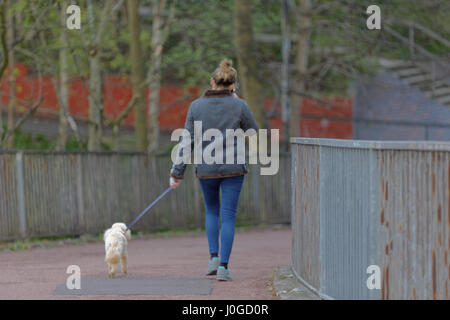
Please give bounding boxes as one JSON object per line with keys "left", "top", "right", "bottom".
{"left": 203, "top": 89, "right": 232, "bottom": 98}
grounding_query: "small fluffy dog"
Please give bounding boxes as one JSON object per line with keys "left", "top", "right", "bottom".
{"left": 103, "top": 222, "right": 131, "bottom": 278}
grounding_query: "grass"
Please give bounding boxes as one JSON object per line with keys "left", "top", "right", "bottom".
{"left": 0, "top": 223, "right": 289, "bottom": 253}
{"left": 0, "top": 234, "right": 100, "bottom": 252}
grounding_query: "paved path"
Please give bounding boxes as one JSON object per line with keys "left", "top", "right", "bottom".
{"left": 0, "top": 227, "right": 290, "bottom": 299}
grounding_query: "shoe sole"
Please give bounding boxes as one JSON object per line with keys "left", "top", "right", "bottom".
{"left": 206, "top": 258, "right": 220, "bottom": 276}
{"left": 217, "top": 277, "right": 232, "bottom": 281}
{"left": 216, "top": 271, "right": 232, "bottom": 281}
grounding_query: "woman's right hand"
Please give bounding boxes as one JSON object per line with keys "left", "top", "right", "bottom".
{"left": 170, "top": 176, "right": 180, "bottom": 189}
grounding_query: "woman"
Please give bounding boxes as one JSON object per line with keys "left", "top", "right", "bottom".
{"left": 169, "top": 59, "right": 258, "bottom": 281}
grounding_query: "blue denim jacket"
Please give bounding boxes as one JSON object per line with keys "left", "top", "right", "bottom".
{"left": 170, "top": 89, "right": 258, "bottom": 179}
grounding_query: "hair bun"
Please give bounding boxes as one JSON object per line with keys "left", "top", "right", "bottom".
{"left": 220, "top": 59, "right": 233, "bottom": 70}
{"left": 212, "top": 58, "right": 236, "bottom": 86}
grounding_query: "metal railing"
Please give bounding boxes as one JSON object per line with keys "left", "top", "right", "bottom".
{"left": 384, "top": 19, "right": 450, "bottom": 85}
{"left": 0, "top": 151, "right": 291, "bottom": 241}
{"left": 291, "top": 138, "right": 450, "bottom": 300}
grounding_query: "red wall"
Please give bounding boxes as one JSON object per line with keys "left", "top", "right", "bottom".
{"left": 265, "top": 97, "right": 353, "bottom": 139}
{"left": 1, "top": 64, "right": 352, "bottom": 138}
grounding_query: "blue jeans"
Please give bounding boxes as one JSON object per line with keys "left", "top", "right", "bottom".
{"left": 198, "top": 175, "right": 245, "bottom": 264}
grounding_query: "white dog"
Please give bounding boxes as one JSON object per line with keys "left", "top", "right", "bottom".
{"left": 103, "top": 222, "right": 131, "bottom": 278}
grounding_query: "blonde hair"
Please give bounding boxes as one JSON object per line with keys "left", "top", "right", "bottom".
{"left": 212, "top": 59, "right": 237, "bottom": 87}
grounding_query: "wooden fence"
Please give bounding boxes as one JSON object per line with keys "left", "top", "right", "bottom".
{"left": 0, "top": 151, "right": 290, "bottom": 241}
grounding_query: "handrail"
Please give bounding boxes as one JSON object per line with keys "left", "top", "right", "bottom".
{"left": 290, "top": 137, "right": 450, "bottom": 151}
{"left": 398, "top": 19, "right": 450, "bottom": 49}
{"left": 383, "top": 26, "right": 447, "bottom": 67}
{"left": 383, "top": 20, "right": 450, "bottom": 86}
{"left": 384, "top": 18, "right": 450, "bottom": 50}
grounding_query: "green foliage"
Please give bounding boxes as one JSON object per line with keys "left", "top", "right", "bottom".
{"left": 13, "top": 130, "right": 52, "bottom": 150}
{"left": 10, "top": 0, "right": 450, "bottom": 85}
{"left": 0, "top": 234, "right": 100, "bottom": 252}
{"left": 162, "top": 0, "right": 235, "bottom": 86}
{"left": 4, "top": 0, "right": 450, "bottom": 150}
{"left": 65, "top": 139, "right": 88, "bottom": 150}
{"left": 11, "top": 0, "right": 449, "bottom": 93}
{"left": 12, "top": 129, "right": 88, "bottom": 150}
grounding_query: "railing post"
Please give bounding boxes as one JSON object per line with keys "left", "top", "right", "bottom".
{"left": 408, "top": 23, "right": 415, "bottom": 57}
{"left": 15, "top": 151, "right": 26, "bottom": 238}
{"left": 431, "top": 61, "right": 436, "bottom": 92}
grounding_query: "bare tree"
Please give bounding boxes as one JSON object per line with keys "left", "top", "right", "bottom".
{"left": 234, "top": 0, "right": 266, "bottom": 128}
{"left": 30, "top": 0, "right": 81, "bottom": 148}
{"left": 6, "top": 0, "right": 15, "bottom": 148}
{"left": 86, "top": 0, "right": 124, "bottom": 150}
{"left": 0, "top": 0, "right": 7, "bottom": 79}
{"left": 128, "top": 0, "right": 148, "bottom": 151}
{"left": 290, "top": 0, "right": 312, "bottom": 139}
{"left": 0, "top": 0, "right": 7, "bottom": 138}
{"left": 280, "top": 0, "right": 291, "bottom": 151}
{"left": 0, "top": 45, "right": 44, "bottom": 147}
{"left": 0, "top": 0, "right": 58, "bottom": 148}
{"left": 57, "top": 0, "right": 69, "bottom": 150}
{"left": 147, "top": 0, "right": 175, "bottom": 152}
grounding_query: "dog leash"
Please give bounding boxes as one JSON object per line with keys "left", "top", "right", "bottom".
{"left": 126, "top": 186, "right": 173, "bottom": 231}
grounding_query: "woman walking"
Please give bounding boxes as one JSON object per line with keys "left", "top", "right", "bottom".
{"left": 169, "top": 59, "right": 258, "bottom": 281}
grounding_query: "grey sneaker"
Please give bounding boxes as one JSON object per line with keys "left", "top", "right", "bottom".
{"left": 216, "top": 266, "right": 232, "bottom": 281}
{"left": 206, "top": 257, "right": 220, "bottom": 275}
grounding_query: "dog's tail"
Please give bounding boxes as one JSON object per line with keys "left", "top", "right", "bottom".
{"left": 105, "top": 239, "right": 121, "bottom": 264}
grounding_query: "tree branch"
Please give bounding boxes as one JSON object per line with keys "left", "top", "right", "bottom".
{"left": 0, "top": 0, "right": 8, "bottom": 80}
{"left": 0, "top": 97, "right": 43, "bottom": 143}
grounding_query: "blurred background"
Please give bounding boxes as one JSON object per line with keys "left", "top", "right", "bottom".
{"left": 1, "top": 2, "right": 449, "bottom": 300}
{"left": 1, "top": 0, "right": 449, "bottom": 153}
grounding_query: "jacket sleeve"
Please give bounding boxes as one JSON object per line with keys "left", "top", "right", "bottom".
{"left": 240, "top": 101, "right": 259, "bottom": 133}
{"left": 170, "top": 105, "right": 195, "bottom": 179}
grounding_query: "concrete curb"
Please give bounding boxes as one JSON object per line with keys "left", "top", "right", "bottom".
{"left": 272, "top": 265, "right": 321, "bottom": 300}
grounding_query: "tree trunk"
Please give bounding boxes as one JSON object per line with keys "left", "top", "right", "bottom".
{"left": 0, "top": 100, "right": 2, "bottom": 140}
{"left": 6, "top": 0, "right": 15, "bottom": 148}
{"left": 281, "top": 0, "right": 291, "bottom": 151}
{"left": 234, "top": 0, "right": 266, "bottom": 128}
{"left": 88, "top": 51, "right": 103, "bottom": 150}
{"left": 0, "top": 1, "right": 6, "bottom": 141}
{"left": 290, "top": 0, "right": 312, "bottom": 138}
{"left": 113, "top": 124, "right": 120, "bottom": 151}
{"left": 87, "top": 0, "right": 114, "bottom": 151}
{"left": 57, "top": 0, "right": 69, "bottom": 150}
{"left": 128, "top": 0, "right": 147, "bottom": 151}
{"left": 147, "top": 0, "right": 166, "bottom": 153}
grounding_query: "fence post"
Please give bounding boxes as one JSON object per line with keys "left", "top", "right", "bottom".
{"left": 15, "top": 152, "right": 26, "bottom": 238}
{"left": 252, "top": 165, "right": 260, "bottom": 222}
{"left": 76, "top": 154, "right": 85, "bottom": 233}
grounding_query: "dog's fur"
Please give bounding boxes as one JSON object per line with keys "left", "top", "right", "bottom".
{"left": 103, "top": 222, "right": 131, "bottom": 278}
